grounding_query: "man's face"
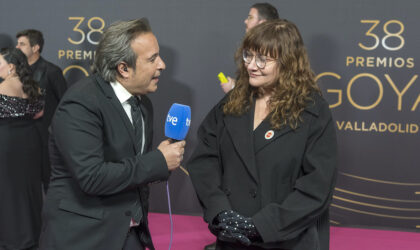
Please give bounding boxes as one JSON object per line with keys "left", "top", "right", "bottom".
{"left": 244, "top": 8, "right": 264, "bottom": 32}
{"left": 122, "top": 32, "right": 166, "bottom": 95}
{"left": 16, "top": 36, "right": 37, "bottom": 61}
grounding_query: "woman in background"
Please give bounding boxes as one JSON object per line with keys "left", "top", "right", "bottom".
{"left": 0, "top": 48, "right": 44, "bottom": 250}
{"left": 188, "top": 20, "right": 337, "bottom": 249}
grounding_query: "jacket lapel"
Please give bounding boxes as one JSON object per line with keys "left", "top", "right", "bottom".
{"left": 32, "top": 58, "right": 47, "bottom": 88}
{"left": 254, "top": 98, "right": 320, "bottom": 153}
{"left": 254, "top": 120, "right": 294, "bottom": 153}
{"left": 224, "top": 107, "right": 259, "bottom": 184}
{"left": 94, "top": 74, "right": 138, "bottom": 150}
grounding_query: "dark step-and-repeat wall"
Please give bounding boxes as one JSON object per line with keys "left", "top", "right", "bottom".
{"left": 1, "top": 0, "right": 419, "bottom": 231}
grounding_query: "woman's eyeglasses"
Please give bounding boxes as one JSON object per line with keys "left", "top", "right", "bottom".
{"left": 242, "top": 50, "right": 276, "bottom": 69}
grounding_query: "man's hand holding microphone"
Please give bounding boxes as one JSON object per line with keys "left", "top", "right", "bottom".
{"left": 158, "top": 103, "right": 191, "bottom": 171}
{"left": 158, "top": 140, "right": 185, "bottom": 171}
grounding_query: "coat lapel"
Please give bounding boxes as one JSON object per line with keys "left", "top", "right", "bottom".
{"left": 94, "top": 74, "right": 138, "bottom": 150}
{"left": 254, "top": 120, "right": 294, "bottom": 153}
{"left": 254, "top": 98, "right": 320, "bottom": 153}
{"left": 224, "top": 106, "right": 259, "bottom": 184}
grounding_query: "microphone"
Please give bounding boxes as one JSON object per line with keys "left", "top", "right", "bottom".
{"left": 165, "top": 103, "right": 191, "bottom": 141}
{"left": 163, "top": 104, "right": 191, "bottom": 250}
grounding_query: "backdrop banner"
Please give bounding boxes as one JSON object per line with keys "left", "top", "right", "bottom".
{"left": 1, "top": 0, "right": 419, "bottom": 231}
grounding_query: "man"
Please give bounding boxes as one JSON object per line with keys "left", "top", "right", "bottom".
{"left": 220, "top": 2, "right": 279, "bottom": 93}
{"left": 39, "top": 18, "right": 185, "bottom": 250}
{"left": 16, "top": 29, "right": 68, "bottom": 191}
{"left": 244, "top": 2, "right": 279, "bottom": 32}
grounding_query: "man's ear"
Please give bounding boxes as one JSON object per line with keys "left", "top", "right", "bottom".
{"left": 117, "top": 63, "right": 130, "bottom": 79}
{"left": 32, "top": 44, "right": 40, "bottom": 54}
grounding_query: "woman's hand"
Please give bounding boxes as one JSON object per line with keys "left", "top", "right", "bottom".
{"left": 33, "top": 109, "right": 44, "bottom": 119}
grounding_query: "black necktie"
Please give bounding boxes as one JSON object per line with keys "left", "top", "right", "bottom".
{"left": 127, "top": 96, "right": 143, "bottom": 224}
{"left": 128, "top": 96, "right": 143, "bottom": 154}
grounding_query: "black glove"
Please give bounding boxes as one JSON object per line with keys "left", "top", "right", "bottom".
{"left": 211, "top": 210, "right": 261, "bottom": 245}
{"left": 218, "top": 229, "right": 252, "bottom": 246}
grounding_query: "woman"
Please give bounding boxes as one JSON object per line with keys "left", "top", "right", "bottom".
{"left": 188, "top": 20, "right": 337, "bottom": 250}
{"left": 0, "top": 48, "right": 44, "bottom": 250}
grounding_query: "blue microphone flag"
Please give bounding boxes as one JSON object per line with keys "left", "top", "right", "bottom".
{"left": 165, "top": 103, "right": 191, "bottom": 141}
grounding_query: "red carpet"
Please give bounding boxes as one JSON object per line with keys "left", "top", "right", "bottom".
{"left": 148, "top": 213, "right": 420, "bottom": 250}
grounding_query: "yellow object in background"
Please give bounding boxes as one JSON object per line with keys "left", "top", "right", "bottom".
{"left": 218, "top": 72, "right": 228, "bottom": 84}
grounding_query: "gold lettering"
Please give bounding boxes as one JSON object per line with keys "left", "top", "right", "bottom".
{"left": 398, "top": 123, "right": 405, "bottom": 133}
{"left": 385, "top": 74, "right": 418, "bottom": 111}
{"left": 388, "top": 123, "right": 397, "bottom": 133}
{"left": 346, "top": 57, "right": 355, "bottom": 66}
{"left": 377, "top": 57, "right": 387, "bottom": 67}
{"left": 336, "top": 121, "right": 345, "bottom": 130}
{"left": 75, "top": 50, "right": 82, "bottom": 60}
{"left": 362, "top": 122, "right": 369, "bottom": 131}
{"left": 83, "top": 50, "right": 93, "bottom": 60}
{"left": 354, "top": 121, "right": 361, "bottom": 131}
{"left": 379, "top": 123, "right": 387, "bottom": 132}
{"left": 348, "top": 73, "right": 383, "bottom": 110}
{"left": 58, "top": 50, "right": 65, "bottom": 59}
{"left": 411, "top": 94, "right": 420, "bottom": 111}
{"left": 67, "top": 50, "right": 74, "bottom": 59}
{"left": 315, "top": 72, "right": 342, "bottom": 108}
{"left": 344, "top": 122, "right": 353, "bottom": 131}
{"left": 366, "top": 57, "right": 374, "bottom": 67}
{"left": 356, "top": 57, "right": 365, "bottom": 67}
{"left": 369, "top": 122, "right": 378, "bottom": 132}
{"left": 394, "top": 57, "right": 405, "bottom": 68}
{"left": 411, "top": 124, "right": 419, "bottom": 133}
{"left": 63, "top": 65, "right": 89, "bottom": 77}
{"left": 406, "top": 58, "right": 415, "bottom": 68}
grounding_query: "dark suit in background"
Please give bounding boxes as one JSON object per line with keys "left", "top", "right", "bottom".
{"left": 31, "top": 56, "right": 67, "bottom": 190}
{"left": 16, "top": 29, "right": 69, "bottom": 192}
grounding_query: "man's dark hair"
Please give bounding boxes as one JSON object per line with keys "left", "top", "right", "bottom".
{"left": 16, "top": 29, "right": 44, "bottom": 53}
{"left": 251, "top": 3, "right": 279, "bottom": 21}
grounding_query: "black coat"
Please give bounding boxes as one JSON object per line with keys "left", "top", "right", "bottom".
{"left": 39, "top": 74, "right": 169, "bottom": 250}
{"left": 187, "top": 93, "right": 337, "bottom": 250}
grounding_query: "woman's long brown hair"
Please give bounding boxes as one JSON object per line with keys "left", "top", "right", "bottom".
{"left": 223, "top": 19, "right": 320, "bottom": 129}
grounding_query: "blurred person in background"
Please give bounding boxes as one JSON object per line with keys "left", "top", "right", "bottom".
{"left": 0, "top": 47, "right": 44, "bottom": 250}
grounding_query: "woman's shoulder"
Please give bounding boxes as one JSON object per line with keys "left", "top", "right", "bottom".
{"left": 304, "top": 92, "right": 330, "bottom": 117}
{"left": 210, "top": 94, "right": 230, "bottom": 117}
{"left": 0, "top": 93, "right": 42, "bottom": 118}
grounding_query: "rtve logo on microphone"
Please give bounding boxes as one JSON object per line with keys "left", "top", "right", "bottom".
{"left": 167, "top": 114, "right": 191, "bottom": 126}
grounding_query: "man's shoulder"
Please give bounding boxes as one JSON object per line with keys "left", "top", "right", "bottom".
{"left": 61, "top": 75, "right": 100, "bottom": 103}
{"left": 39, "top": 57, "right": 64, "bottom": 73}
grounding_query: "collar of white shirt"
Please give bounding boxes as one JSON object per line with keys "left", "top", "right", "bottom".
{"left": 109, "top": 81, "right": 142, "bottom": 124}
{"left": 110, "top": 81, "right": 135, "bottom": 104}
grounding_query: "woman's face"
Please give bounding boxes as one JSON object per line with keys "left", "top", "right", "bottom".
{"left": 0, "top": 55, "right": 11, "bottom": 79}
{"left": 244, "top": 50, "right": 277, "bottom": 89}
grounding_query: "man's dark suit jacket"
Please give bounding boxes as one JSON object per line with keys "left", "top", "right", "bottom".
{"left": 187, "top": 93, "right": 337, "bottom": 250}
{"left": 39, "top": 74, "right": 169, "bottom": 250}
{"left": 31, "top": 56, "right": 68, "bottom": 190}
